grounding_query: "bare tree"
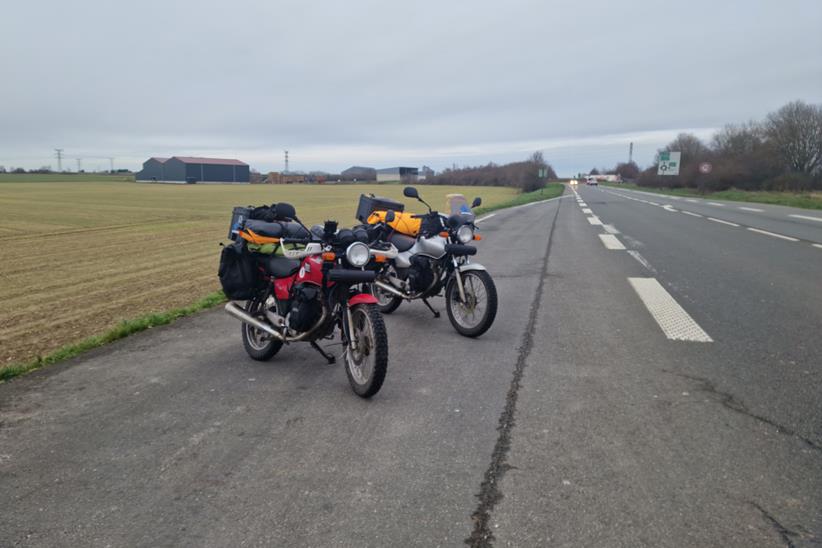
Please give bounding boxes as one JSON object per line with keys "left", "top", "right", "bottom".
{"left": 765, "top": 100, "right": 822, "bottom": 174}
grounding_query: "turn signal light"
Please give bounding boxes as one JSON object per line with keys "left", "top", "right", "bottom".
{"left": 473, "top": 234, "right": 482, "bottom": 241}
{"left": 374, "top": 254, "right": 387, "bottom": 263}
{"left": 439, "top": 231, "right": 449, "bottom": 237}
{"left": 322, "top": 252, "right": 336, "bottom": 261}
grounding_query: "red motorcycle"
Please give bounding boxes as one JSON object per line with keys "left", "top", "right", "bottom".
{"left": 220, "top": 203, "right": 396, "bottom": 398}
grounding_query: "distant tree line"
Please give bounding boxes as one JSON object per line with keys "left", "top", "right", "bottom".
{"left": 425, "top": 152, "right": 557, "bottom": 192}
{"left": 629, "top": 100, "right": 822, "bottom": 192}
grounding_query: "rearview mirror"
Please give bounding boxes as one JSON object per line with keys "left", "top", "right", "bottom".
{"left": 403, "top": 186, "right": 419, "bottom": 199}
{"left": 471, "top": 197, "right": 482, "bottom": 208}
{"left": 385, "top": 210, "right": 396, "bottom": 223}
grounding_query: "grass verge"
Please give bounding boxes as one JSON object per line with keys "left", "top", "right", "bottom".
{"left": 603, "top": 182, "right": 822, "bottom": 210}
{"left": 0, "top": 291, "right": 226, "bottom": 383}
{"left": 473, "top": 182, "right": 564, "bottom": 216}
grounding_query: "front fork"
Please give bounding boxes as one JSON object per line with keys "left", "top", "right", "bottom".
{"left": 452, "top": 256, "right": 467, "bottom": 303}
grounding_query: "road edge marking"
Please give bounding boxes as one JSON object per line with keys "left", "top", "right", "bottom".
{"left": 628, "top": 277, "right": 713, "bottom": 342}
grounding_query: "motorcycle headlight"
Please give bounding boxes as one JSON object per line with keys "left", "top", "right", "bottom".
{"left": 345, "top": 242, "right": 370, "bottom": 267}
{"left": 456, "top": 225, "right": 474, "bottom": 244}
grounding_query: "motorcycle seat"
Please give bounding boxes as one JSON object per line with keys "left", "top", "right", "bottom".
{"left": 259, "top": 256, "right": 301, "bottom": 278}
{"left": 388, "top": 233, "right": 415, "bottom": 252}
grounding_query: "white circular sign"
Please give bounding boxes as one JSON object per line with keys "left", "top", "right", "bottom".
{"left": 699, "top": 162, "right": 713, "bottom": 174}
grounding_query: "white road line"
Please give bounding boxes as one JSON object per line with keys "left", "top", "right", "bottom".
{"left": 813, "top": 244, "right": 822, "bottom": 249}
{"left": 789, "top": 214, "right": 822, "bottom": 222}
{"left": 627, "top": 250, "right": 655, "bottom": 273}
{"left": 582, "top": 208, "right": 592, "bottom": 214}
{"left": 628, "top": 278, "right": 713, "bottom": 342}
{"left": 598, "top": 234, "right": 626, "bottom": 250}
{"left": 587, "top": 216, "right": 602, "bottom": 225}
{"left": 662, "top": 205, "right": 678, "bottom": 212}
{"left": 475, "top": 213, "right": 496, "bottom": 223}
{"left": 603, "top": 224, "right": 620, "bottom": 234}
{"left": 669, "top": 196, "right": 681, "bottom": 200}
{"left": 746, "top": 227, "right": 799, "bottom": 242}
{"left": 579, "top": 202, "right": 587, "bottom": 207}
{"left": 739, "top": 207, "right": 764, "bottom": 212}
{"left": 685, "top": 199, "right": 699, "bottom": 203}
{"left": 681, "top": 211, "right": 703, "bottom": 218}
{"left": 707, "top": 202, "right": 725, "bottom": 207}
{"left": 649, "top": 201, "right": 661, "bottom": 206}
{"left": 708, "top": 217, "right": 739, "bottom": 227}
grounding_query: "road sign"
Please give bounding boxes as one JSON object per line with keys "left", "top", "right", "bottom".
{"left": 699, "top": 162, "right": 713, "bottom": 174}
{"left": 657, "top": 151, "right": 681, "bottom": 176}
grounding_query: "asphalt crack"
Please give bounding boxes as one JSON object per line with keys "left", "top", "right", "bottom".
{"left": 466, "top": 196, "right": 563, "bottom": 547}
{"left": 751, "top": 502, "right": 801, "bottom": 548}
{"left": 664, "top": 370, "right": 821, "bottom": 453}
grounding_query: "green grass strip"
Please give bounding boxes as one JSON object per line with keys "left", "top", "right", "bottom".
{"left": 602, "top": 182, "right": 822, "bottom": 210}
{"left": 0, "top": 291, "right": 227, "bottom": 383}
{"left": 473, "top": 182, "right": 564, "bottom": 216}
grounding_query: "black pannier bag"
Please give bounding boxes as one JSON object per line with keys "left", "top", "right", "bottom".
{"left": 355, "top": 194, "right": 405, "bottom": 223}
{"left": 218, "top": 240, "right": 261, "bottom": 300}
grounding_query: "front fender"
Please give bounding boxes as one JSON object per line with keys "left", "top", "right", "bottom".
{"left": 348, "top": 293, "right": 379, "bottom": 306}
{"left": 458, "top": 263, "right": 487, "bottom": 273}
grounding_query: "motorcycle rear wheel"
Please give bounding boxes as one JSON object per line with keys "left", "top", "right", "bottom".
{"left": 445, "top": 270, "right": 498, "bottom": 338}
{"left": 241, "top": 299, "right": 283, "bottom": 361}
{"left": 344, "top": 304, "right": 388, "bottom": 398}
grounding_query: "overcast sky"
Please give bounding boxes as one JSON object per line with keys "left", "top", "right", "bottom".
{"left": 1, "top": 0, "right": 820, "bottom": 176}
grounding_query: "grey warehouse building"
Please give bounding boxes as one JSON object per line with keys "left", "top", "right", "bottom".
{"left": 136, "top": 156, "right": 250, "bottom": 183}
{"left": 376, "top": 167, "right": 418, "bottom": 183}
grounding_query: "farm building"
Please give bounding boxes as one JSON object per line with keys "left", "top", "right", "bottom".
{"left": 376, "top": 167, "right": 418, "bottom": 183}
{"left": 136, "top": 156, "right": 249, "bottom": 183}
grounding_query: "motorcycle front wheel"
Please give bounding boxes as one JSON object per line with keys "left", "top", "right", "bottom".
{"left": 241, "top": 298, "right": 283, "bottom": 361}
{"left": 344, "top": 304, "right": 388, "bottom": 398}
{"left": 445, "top": 270, "right": 498, "bottom": 338}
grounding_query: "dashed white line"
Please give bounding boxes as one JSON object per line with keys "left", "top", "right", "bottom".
{"left": 628, "top": 277, "right": 713, "bottom": 342}
{"left": 789, "top": 214, "right": 822, "bottom": 222}
{"left": 813, "top": 244, "right": 822, "bottom": 249}
{"left": 707, "top": 217, "right": 739, "bottom": 227}
{"left": 587, "top": 216, "right": 603, "bottom": 225}
{"left": 685, "top": 199, "right": 699, "bottom": 203}
{"left": 582, "top": 208, "right": 592, "bottom": 214}
{"left": 475, "top": 213, "right": 496, "bottom": 223}
{"left": 681, "top": 211, "right": 703, "bottom": 218}
{"left": 603, "top": 224, "right": 620, "bottom": 234}
{"left": 627, "top": 250, "right": 656, "bottom": 273}
{"left": 578, "top": 202, "right": 587, "bottom": 207}
{"left": 599, "top": 234, "right": 626, "bottom": 250}
{"left": 739, "top": 207, "right": 764, "bottom": 212}
{"left": 707, "top": 202, "right": 725, "bottom": 207}
{"left": 746, "top": 227, "right": 799, "bottom": 242}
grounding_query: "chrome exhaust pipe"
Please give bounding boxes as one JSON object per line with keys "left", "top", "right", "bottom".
{"left": 225, "top": 302, "right": 285, "bottom": 341}
{"left": 225, "top": 301, "right": 328, "bottom": 342}
{"left": 374, "top": 280, "right": 407, "bottom": 299}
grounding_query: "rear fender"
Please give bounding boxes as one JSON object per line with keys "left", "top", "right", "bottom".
{"left": 348, "top": 293, "right": 379, "bottom": 306}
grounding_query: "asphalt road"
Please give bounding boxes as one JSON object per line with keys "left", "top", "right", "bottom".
{"left": 1, "top": 186, "right": 820, "bottom": 547}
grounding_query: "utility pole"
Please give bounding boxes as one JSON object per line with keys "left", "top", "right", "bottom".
{"left": 76, "top": 158, "right": 82, "bottom": 172}
{"left": 108, "top": 157, "right": 114, "bottom": 173}
{"left": 54, "top": 149, "right": 63, "bottom": 172}
{"left": 284, "top": 150, "right": 289, "bottom": 174}
{"left": 629, "top": 142, "right": 634, "bottom": 164}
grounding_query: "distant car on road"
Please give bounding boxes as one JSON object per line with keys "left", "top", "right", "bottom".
{"left": 569, "top": 179, "right": 578, "bottom": 186}
{"left": 585, "top": 176, "right": 598, "bottom": 186}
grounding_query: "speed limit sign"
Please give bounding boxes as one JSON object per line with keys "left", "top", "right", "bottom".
{"left": 699, "top": 162, "right": 713, "bottom": 174}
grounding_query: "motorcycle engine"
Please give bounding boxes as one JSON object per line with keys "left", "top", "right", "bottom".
{"left": 407, "top": 256, "right": 435, "bottom": 293}
{"left": 287, "top": 284, "right": 323, "bottom": 332}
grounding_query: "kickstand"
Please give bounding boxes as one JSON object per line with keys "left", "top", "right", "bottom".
{"left": 310, "top": 341, "right": 336, "bottom": 364}
{"left": 422, "top": 298, "right": 441, "bottom": 318}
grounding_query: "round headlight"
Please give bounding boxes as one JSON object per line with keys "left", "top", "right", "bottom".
{"left": 345, "top": 242, "right": 370, "bottom": 267}
{"left": 456, "top": 225, "right": 474, "bottom": 244}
